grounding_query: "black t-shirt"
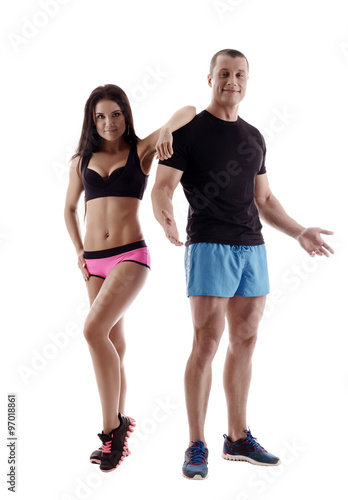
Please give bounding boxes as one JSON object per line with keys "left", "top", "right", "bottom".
{"left": 159, "top": 110, "right": 267, "bottom": 246}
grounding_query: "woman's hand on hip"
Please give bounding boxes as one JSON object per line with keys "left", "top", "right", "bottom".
{"left": 77, "top": 251, "right": 90, "bottom": 281}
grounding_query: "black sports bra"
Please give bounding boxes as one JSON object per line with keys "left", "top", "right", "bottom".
{"left": 81, "top": 144, "right": 148, "bottom": 202}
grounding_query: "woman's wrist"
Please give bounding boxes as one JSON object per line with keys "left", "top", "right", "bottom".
{"left": 76, "top": 247, "right": 84, "bottom": 257}
{"left": 161, "top": 124, "right": 171, "bottom": 134}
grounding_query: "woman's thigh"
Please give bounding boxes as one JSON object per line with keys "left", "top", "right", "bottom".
{"left": 86, "top": 262, "right": 149, "bottom": 336}
{"left": 86, "top": 275, "right": 104, "bottom": 306}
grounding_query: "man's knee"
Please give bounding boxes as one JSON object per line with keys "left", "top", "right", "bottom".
{"left": 192, "top": 331, "right": 221, "bottom": 365}
{"left": 230, "top": 330, "right": 258, "bottom": 354}
{"left": 229, "top": 315, "right": 260, "bottom": 353}
{"left": 231, "top": 304, "right": 263, "bottom": 337}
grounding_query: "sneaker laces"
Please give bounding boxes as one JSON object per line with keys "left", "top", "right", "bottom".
{"left": 188, "top": 441, "right": 206, "bottom": 465}
{"left": 102, "top": 439, "right": 112, "bottom": 453}
{"left": 243, "top": 429, "right": 266, "bottom": 453}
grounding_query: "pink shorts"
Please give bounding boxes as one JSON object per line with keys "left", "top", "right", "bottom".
{"left": 84, "top": 240, "right": 151, "bottom": 279}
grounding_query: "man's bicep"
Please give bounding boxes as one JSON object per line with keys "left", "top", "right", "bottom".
{"left": 154, "top": 163, "right": 184, "bottom": 195}
{"left": 254, "top": 173, "right": 272, "bottom": 204}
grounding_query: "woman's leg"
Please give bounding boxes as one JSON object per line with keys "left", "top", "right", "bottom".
{"left": 84, "top": 262, "right": 148, "bottom": 434}
{"left": 108, "top": 319, "right": 126, "bottom": 414}
{"left": 86, "top": 277, "right": 127, "bottom": 415}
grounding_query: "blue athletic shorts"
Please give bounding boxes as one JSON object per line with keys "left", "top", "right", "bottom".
{"left": 184, "top": 243, "right": 270, "bottom": 297}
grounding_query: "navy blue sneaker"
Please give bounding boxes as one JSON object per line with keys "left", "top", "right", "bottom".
{"left": 182, "top": 440, "right": 208, "bottom": 480}
{"left": 222, "top": 429, "right": 280, "bottom": 466}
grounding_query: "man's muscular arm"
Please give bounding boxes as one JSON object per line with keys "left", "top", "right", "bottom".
{"left": 151, "top": 164, "right": 184, "bottom": 246}
{"left": 254, "top": 173, "right": 334, "bottom": 257}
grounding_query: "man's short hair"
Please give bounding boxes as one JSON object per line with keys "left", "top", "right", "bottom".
{"left": 209, "top": 49, "right": 249, "bottom": 75}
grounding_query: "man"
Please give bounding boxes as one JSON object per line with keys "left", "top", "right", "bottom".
{"left": 151, "top": 49, "right": 334, "bottom": 480}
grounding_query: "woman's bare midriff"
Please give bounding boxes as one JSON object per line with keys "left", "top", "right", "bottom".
{"left": 83, "top": 197, "right": 144, "bottom": 251}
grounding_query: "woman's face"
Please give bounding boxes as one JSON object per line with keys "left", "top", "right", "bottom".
{"left": 93, "top": 99, "right": 127, "bottom": 142}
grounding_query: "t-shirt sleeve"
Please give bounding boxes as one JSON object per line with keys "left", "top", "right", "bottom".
{"left": 257, "top": 131, "right": 267, "bottom": 175}
{"left": 158, "top": 122, "right": 192, "bottom": 172}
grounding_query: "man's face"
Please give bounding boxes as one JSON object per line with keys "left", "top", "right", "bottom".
{"left": 208, "top": 55, "right": 248, "bottom": 109}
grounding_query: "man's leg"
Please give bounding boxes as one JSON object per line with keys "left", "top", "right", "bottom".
{"left": 185, "top": 295, "right": 229, "bottom": 445}
{"left": 223, "top": 294, "right": 266, "bottom": 441}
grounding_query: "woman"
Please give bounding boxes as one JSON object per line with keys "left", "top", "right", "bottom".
{"left": 64, "top": 84, "right": 195, "bottom": 473}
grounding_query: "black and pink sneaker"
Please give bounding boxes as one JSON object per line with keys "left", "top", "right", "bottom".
{"left": 90, "top": 446, "right": 103, "bottom": 464}
{"left": 94, "top": 414, "right": 135, "bottom": 472}
{"left": 90, "top": 445, "right": 131, "bottom": 464}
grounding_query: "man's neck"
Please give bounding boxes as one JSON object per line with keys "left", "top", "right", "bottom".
{"left": 205, "top": 102, "right": 239, "bottom": 122}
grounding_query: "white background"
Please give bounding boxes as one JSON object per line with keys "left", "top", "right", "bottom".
{"left": 1, "top": 0, "right": 347, "bottom": 499}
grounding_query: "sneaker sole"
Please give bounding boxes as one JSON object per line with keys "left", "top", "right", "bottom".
{"left": 182, "top": 473, "right": 208, "bottom": 480}
{"left": 90, "top": 447, "right": 131, "bottom": 465}
{"left": 222, "top": 452, "right": 280, "bottom": 466}
{"left": 100, "top": 416, "right": 136, "bottom": 473}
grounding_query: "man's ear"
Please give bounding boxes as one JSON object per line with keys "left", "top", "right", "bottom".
{"left": 207, "top": 74, "right": 213, "bottom": 88}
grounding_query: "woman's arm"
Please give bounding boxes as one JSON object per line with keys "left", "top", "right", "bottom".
{"left": 64, "top": 157, "right": 90, "bottom": 281}
{"left": 139, "top": 105, "right": 196, "bottom": 172}
{"left": 154, "top": 105, "right": 196, "bottom": 160}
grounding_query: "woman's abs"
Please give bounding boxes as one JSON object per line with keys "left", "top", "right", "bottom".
{"left": 83, "top": 197, "right": 144, "bottom": 251}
